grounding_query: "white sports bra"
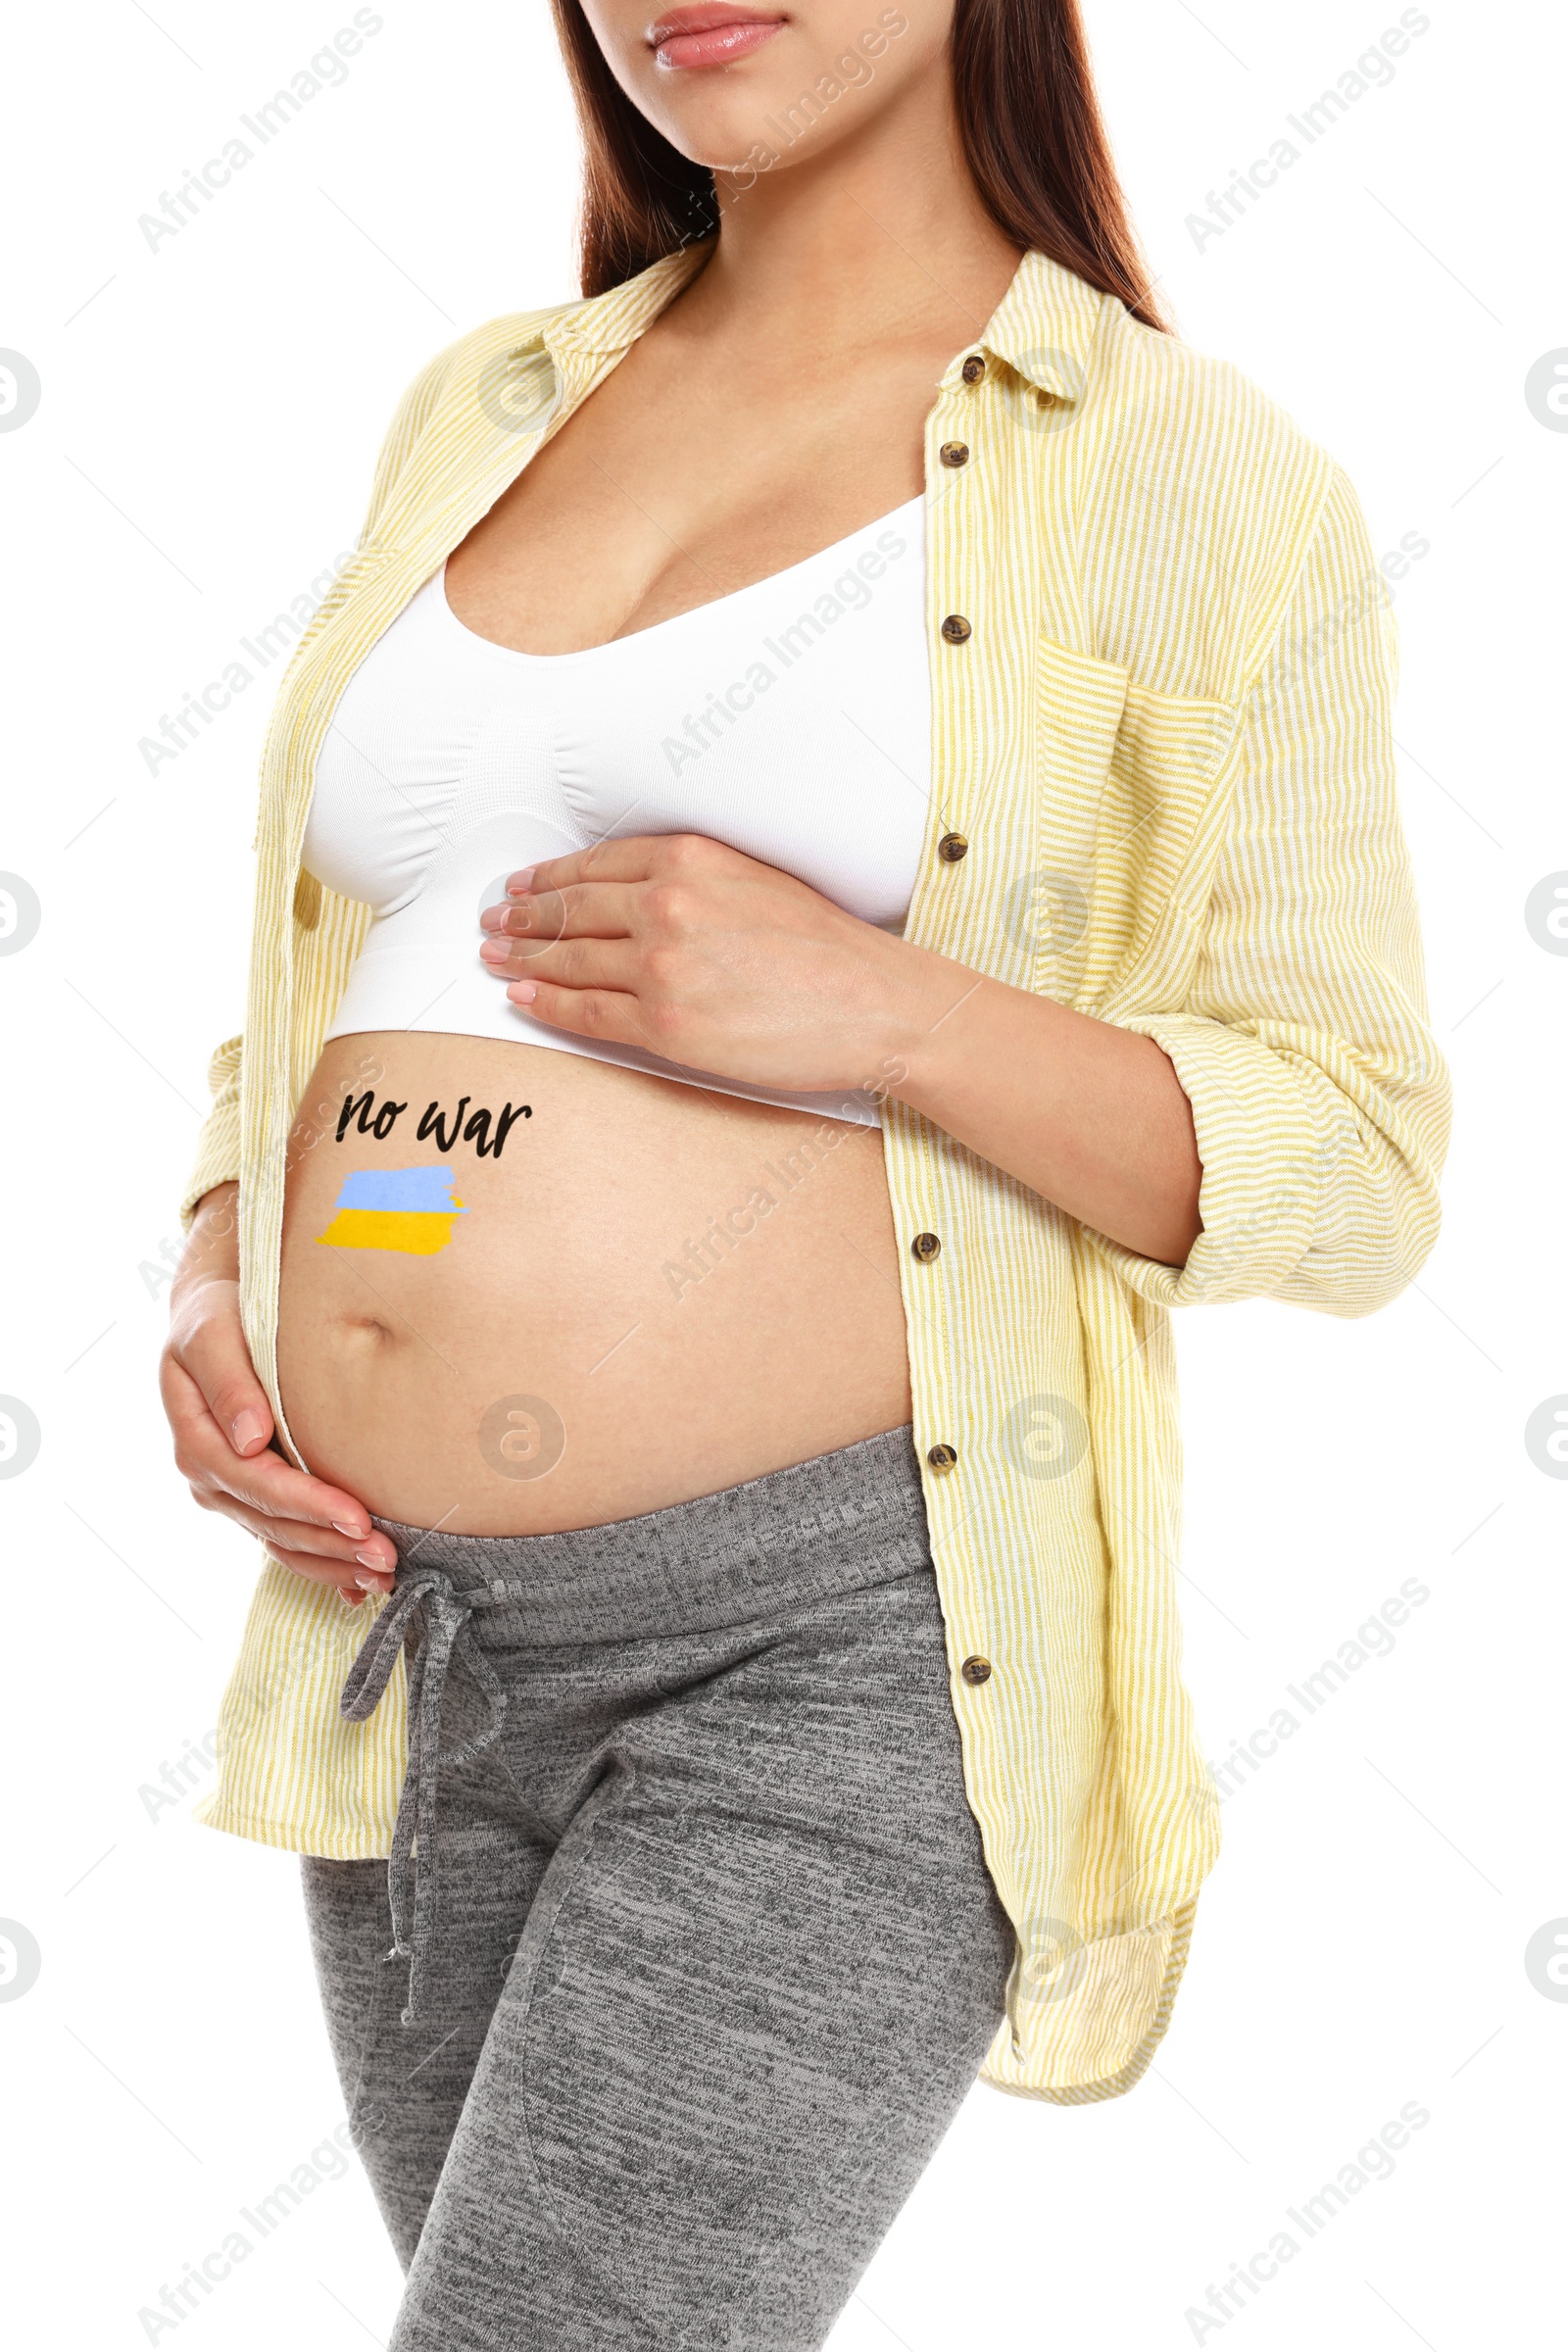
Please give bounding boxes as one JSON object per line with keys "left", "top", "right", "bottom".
{"left": 303, "top": 497, "right": 932, "bottom": 1126}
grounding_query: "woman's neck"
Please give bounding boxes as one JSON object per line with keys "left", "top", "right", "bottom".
{"left": 671, "top": 66, "right": 1024, "bottom": 366}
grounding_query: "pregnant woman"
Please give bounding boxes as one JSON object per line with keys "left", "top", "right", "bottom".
{"left": 160, "top": 0, "right": 1449, "bottom": 2342}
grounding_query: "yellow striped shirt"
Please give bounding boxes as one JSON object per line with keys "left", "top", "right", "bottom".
{"left": 185, "top": 241, "right": 1448, "bottom": 2104}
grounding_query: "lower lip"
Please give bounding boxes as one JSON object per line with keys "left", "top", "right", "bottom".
{"left": 653, "top": 18, "right": 785, "bottom": 70}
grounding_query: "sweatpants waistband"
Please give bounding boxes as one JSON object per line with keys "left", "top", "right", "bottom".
{"left": 368, "top": 1422, "right": 930, "bottom": 1649}
{"left": 345, "top": 1424, "right": 932, "bottom": 2023}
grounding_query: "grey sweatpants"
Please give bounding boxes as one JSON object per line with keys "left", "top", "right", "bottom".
{"left": 301, "top": 1426, "right": 1015, "bottom": 2350}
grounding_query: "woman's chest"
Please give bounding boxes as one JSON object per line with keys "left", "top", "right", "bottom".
{"left": 304, "top": 502, "right": 934, "bottom": 935}
{"left": 440, "top": 318, "right": 945, "bottom": 653}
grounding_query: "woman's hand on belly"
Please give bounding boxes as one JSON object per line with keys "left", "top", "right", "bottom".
{"left": 478, "top": 833, "right": 946, "bottom": 1101}
{"left": 161, "top": 1186, "right": 398, "bottom": 1603}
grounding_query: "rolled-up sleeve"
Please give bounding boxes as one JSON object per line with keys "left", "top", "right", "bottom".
{"left": 1095, "top": 464, "right": 1450, "bottom": 1316}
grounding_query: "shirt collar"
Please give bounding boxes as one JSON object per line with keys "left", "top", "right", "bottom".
{"left": 957, "top": 246, "right": 1107, "bottom": 406}
{"left": 540, "top": 237, "right": 718, "bottom": 363}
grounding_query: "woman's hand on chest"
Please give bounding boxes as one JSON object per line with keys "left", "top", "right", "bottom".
{"left": 477, "top": 831, "right": 1201, "bottom": 1267}
{"left": 478, "top": 833, "right": 956, "bottom": 1098}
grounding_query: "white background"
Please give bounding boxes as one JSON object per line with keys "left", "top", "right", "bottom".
{"left": 1, "top": 0, "right": 1563, "bottom": 2345}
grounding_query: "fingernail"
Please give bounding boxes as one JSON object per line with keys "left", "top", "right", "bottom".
{"left": 332, "top": 1519, "right": 368, "bottom": 1540}
{"left": 509, "top": 980, "right": 538, "bottom": 1004}
{"left": 355, "top": 1550, "right": 389, "bottom": 1572}
{"left": 478, "top": 904, "right": 506, "bottom": 932}
{"left": 507, "top": 867, "right": 535, "bottom": 896}
{"left": 479, "top": 937, "right": 511, "bottom": 963}
{"left": 354, "top": 1573, "right": 388, "bottom": 1593}
{"left": 340, "top": 1589, "right": 365, "bottom": 1609}
{"left": 231, "top": 1409, "right": 267, "bottom": 1452}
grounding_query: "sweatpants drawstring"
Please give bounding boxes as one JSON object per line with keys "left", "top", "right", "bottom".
{"left": 339, "top": 1568, "right": 509, "bottom": 2024}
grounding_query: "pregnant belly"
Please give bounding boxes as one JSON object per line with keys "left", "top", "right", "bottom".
{"left": 276, "top": 1032, "right": 911, "bottom": 1535}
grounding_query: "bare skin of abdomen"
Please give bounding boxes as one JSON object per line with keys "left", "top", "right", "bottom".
{"left": 275, "top": 1031, "right": 911, "bottom": 1536}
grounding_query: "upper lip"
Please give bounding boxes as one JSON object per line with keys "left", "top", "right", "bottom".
{"left": 647, "top": 6, "right": 786, "bottom": 44}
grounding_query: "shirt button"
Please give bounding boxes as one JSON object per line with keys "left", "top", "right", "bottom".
{"left": 937, "top": 831, "right": 968, "bottom": 862}
{"left": 927, "top": 1443, "right": 958, "bottom": 1471}
{"left": 960, "top": 1654, "right": 993, "bottom": 1686}
{"left": 940, "top": 614, "right": 972, "bottom": 644}
{"left": 911, "top": 1231, "right": 942, "bottom": 1262}
{"left": 939, "top": 440, "right": 969, "bottom": 467}
{"left": 961, "top": 355, "right": 985, "bottom": 384}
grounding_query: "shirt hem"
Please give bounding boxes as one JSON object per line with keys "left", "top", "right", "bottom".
{"left": 191, "top": 1790, "right": 394, "bottom": 1862}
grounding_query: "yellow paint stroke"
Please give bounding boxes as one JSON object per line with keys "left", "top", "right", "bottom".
{"left": 315, "top": 1203, "right": 466, "bottom": 1255}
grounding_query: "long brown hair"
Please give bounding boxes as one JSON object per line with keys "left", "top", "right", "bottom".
{"left": 547, "top": 0, "right": 1167, "bottom": 330}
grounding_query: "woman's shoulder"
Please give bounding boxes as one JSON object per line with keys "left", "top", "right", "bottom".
{"left": 1092, "top": 296, "right": 1340, "bottom": 527}
{"left": 1075, "top": 296, "right": 1364, "bottom": 697}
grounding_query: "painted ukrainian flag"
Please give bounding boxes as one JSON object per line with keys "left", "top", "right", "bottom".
{"left": 315, "top": 1164, "right": 467, "bottom": 1255}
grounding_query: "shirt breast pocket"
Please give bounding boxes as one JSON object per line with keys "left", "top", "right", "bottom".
{"left": 1018, "top": 637, "right": 1239, "bottom": 1011}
